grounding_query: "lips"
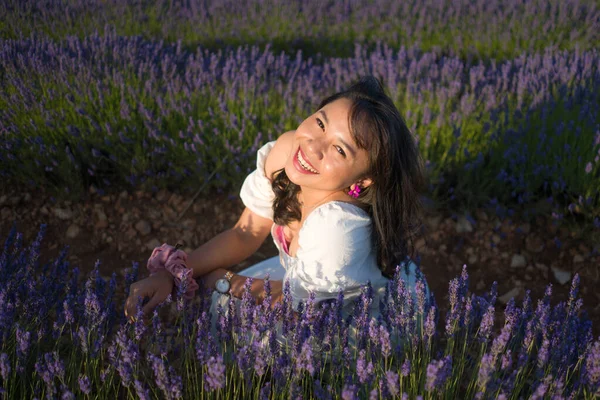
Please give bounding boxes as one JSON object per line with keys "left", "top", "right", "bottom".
{"left": 293, "top": 146, "right": 319, "bottom": 174}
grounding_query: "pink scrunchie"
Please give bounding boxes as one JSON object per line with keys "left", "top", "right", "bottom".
{"left": 147, "top": 243, "right": 199, "bottom": 300}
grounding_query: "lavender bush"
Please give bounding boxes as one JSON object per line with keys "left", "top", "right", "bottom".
{"left": 0, "top": 29, "right": 598, "bottom": 224}
{"left": 0, "top": 224, "right": 598, "bottom": 399}
{"left": 1, "top": 0, "right": 598, "bottom": 60}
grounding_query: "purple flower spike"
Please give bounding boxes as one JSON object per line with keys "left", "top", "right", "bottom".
{"left": 148, "top": 352, "right": 183, "bottom": 400}
{"left": 134, "top": 380, "right": 151, "bottom": 400}
{"left": 385, "top": 370, "right": 399, "bottom": 396}
{"left": 0, "top": 353, "right": 10, "bottom": 380}
{"left": 401, "top": 359, "right": 411, "bottom": 377}
{"left": 478, "top": 305, "right": 495, "bottom": 343}
{"left": 78, "top": 374, "right": 91, "bottom": 395}
{"left": 584, "top": 339, "right": 600, "bottom": 392}
{"left": 425, "top": 355, "right": 452, "bottom": 393}
{"left": 356, "top": 349, "right": 375, "bottom": 385}
{"left": 341, "top": 382, "right": 359, "bottom": 400}
{"left": 205, "top": 354, "right": 226, "bottom": 391}
{"left": 295, "top": 340, "right": 316, "bottom": 377}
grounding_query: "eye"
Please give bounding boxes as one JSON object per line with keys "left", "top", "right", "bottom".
{"left": 316, "top": 117, "right": 325, "bottom": 131}
{"left": 335, "top": 146, "right": 346, "bottom": 157}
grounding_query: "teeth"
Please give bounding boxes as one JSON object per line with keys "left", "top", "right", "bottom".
{"left": 297, "top": 150, "right": 318, "bottom": 173}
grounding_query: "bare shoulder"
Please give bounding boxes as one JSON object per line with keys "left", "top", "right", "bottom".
{"left": 264, "top": 130, "right": 294, "bottom": 181}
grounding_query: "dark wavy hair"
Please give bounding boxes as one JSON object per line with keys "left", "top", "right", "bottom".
{"left": 271, "top": 75, "right": 426, "bottom": 279}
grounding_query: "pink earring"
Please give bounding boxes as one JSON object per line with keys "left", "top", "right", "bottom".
{"left": 348, "top": 184, "right": 361, "bottom": 199}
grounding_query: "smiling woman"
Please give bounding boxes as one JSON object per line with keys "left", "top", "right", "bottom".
{"left": 125, "top": 75, "right": 433, "bottom": 351}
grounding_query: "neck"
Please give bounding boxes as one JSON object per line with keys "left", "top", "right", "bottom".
{"left": 298, "top": 186, "right": 349, "bottom": 219}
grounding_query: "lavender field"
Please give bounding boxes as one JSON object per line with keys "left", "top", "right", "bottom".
{"left": 1, "top": 0, "right": 599, "bottom": 399}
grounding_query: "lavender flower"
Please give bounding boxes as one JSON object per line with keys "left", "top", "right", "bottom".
{"left": 0, "top": 353, "right": 10, "bottom": 380}
{"left": 78, "top": 374, "right": 91, "bottom": 395}
{"left": 295, "top": 340, "right": 316, "bottom": 377}
{"left": 385, "top": 370, "right": 400, "bottom": 396}
{"left": 134, "top": 380, "right": 151, "bottom": 400}
{"left": 425, "top": 355, "right": 452, "bottom": 392}
{"left": 478, "top": 305, "right": 495, "bottom": 343}
{"left": 148, "top": 352, "right": 183, "bottom": 400}
{"left": 341, "top": 382, "right": 359, "bottom": 400}
{"left": 401, "top": 359, "right": 411, "bottom": 377}
{"left": 585, "top": 339, "right": 600, "bottom": 391}
{"left": 356, "top": 349, "right": 375, "bottom": 385}
{"left": 204, "top": 354, "right": 226, "bottom": 391}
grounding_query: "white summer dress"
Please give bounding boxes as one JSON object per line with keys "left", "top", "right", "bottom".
{"left": 209, "top": 140, "right": 432, "bottom": 350}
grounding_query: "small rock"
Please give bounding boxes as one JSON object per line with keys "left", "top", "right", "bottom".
{"left": 123, "top": 212, "right": 131, "bottom": 222}
{"left": 535, "top": 263, "right": 548, "bottom": 271}
{"left": 95, "top": 219, "right": 108, "bottom": 229}
{"left": 193, "top": 203, "right": 204, "bottom": 214}
{"left": 53, "top": 208, "right": 73, "bottom": 220}
{"left": 156, "top": 189, "right": 169, "bottom": 203}
{"left": 101, "top": 195, "right": 111, "bottom": 203}
{"left": 492, "top": 234, "right": 501, "bottom": 245}
{"left": 106, "top": 236, "right": 113, "bottom": 243}
{"left": 438, "top": 244, "right": 447, "bottom": 253}
{"left": 124, "top": 228, "right": 137, "bottom": 241}
{"left": 525, "top": 234, "right": 544, "bottom": 253}
{"left": 456, "top": 215, "right": 473, "bottom": 233}
{"left": 415, "top": 238, "right": 426, "bottom": 251}
{"left": 524, "top": 274, "right": 532, "bottom": 281}
{"left": 551, "top": 266, "right": 572, "bottom": 285}
{"left": 468, "top": 254, "right": 478, "bottom": 264}
{"left": 475, "top": 210, "right": 488, "bottom": 221}
{"left": 510, "top": 254, "right": 527, "bottom": 268}
{"left": 23, "top": 193, "right": 32, "bottom": 203}
{"left": 0, "top": 195, "right": 6, "bottom": 205}
{"left": 95, "top": 209, "right": 107, "bottom": 221}
{"left": 119, "top": 190, "right": 129, "bottom": 200}
{"left": 573, "top": 255, "right": 584, "bottom": 263}
{"left": 9, "top": 196, "right": 21, "bottom": 206}
{"left": 135, "top": 220, "right": 152, "bottom": 236}
{"left": 182, "top": 218, "right": 195, "bottom": 230}
{"left": 499, "top": 287, "right": 521, "bottom": 305}
{"left": 66, "top": 224, "right": 80, "bottom": 239}
{"left": 427, "top": 215, "right": 442, "bottom": 230}
{"left": 519, "top": 223, "right": 531, "bottom": 234}
{"left": 145, "top": 238, "right": 161, "bottom": 251}
{"left": 500, "top": 252, "right": 509, "bottom": 260}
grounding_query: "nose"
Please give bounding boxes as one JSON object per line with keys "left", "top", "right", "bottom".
{"left": 305, "top": 138, "right": 325, "bottom": 161}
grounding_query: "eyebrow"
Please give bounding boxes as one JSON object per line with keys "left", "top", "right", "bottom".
{"left": 319, "top": 109, "right": 357, "bottom": 158}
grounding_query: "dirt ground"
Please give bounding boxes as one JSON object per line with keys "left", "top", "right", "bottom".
{"left": 1, "top": 185, "right": 598, "bottom": 339}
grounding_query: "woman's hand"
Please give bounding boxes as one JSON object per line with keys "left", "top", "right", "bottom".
{"left": 266, "top": 279, "right": 283, "bottom": 309}
{"left": 124, "top": 269, "right": 174, "bottom": 323}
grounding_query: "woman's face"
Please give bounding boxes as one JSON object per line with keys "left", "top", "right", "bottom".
{"left": 284, "top": 97, "right": 372, "bottom": 195}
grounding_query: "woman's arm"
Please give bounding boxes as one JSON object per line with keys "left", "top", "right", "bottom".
{"left": 186, "top": 207, "right": 273, "bottom": 279}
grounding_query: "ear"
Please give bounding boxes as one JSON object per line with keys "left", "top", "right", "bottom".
{"left": 360, "top": 177, "right": 373, "bottom": 189}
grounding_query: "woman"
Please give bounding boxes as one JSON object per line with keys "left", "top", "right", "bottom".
{"left": 125, "top": 75, "right": 432, "bottom": 349}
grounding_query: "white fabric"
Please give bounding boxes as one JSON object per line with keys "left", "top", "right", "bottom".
{"left": 239, "top": 140, "right": 276, "bottom": 220}
{"left": 275, "top": 201, "right": 390, "bottom": 314}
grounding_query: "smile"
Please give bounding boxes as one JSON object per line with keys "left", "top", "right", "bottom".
{"left": 294, "top": 147, "right": 319, "bottom": 174}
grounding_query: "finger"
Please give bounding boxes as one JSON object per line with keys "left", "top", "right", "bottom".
{"left": 142, "top": 292, "right": 167, "bottom": 316}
